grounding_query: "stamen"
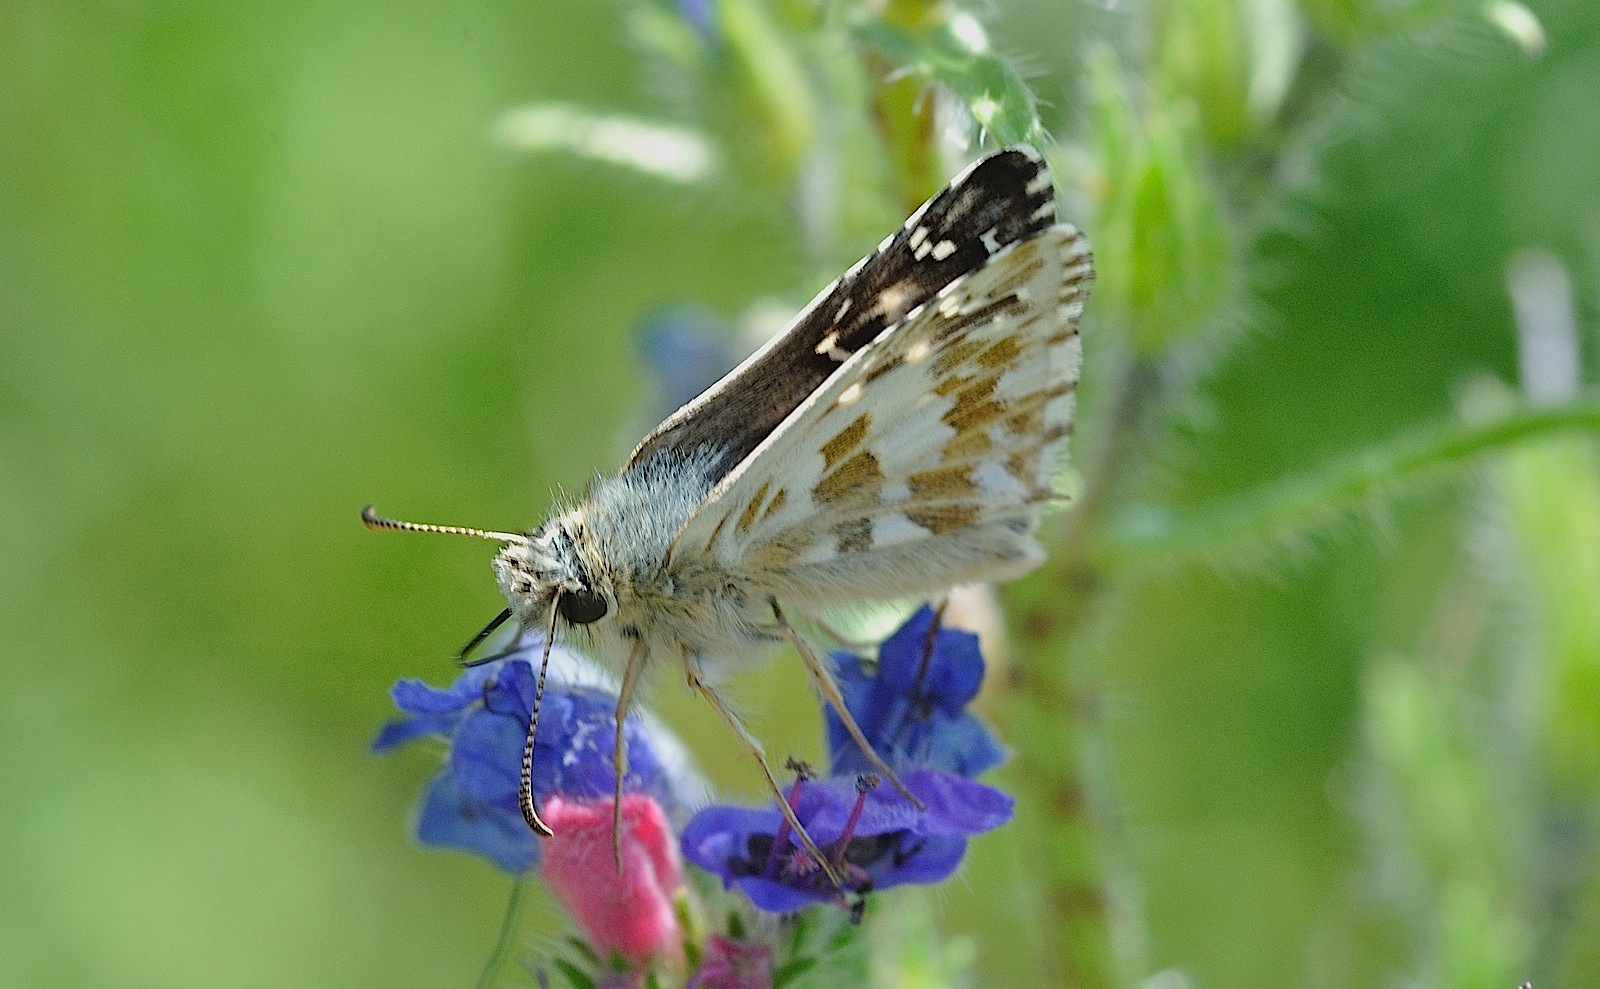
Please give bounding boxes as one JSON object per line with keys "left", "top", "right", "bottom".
{"left": 828, "top": 774, "right": 880, "bottom": 870}
{"left": 762, "top": 770, "right": 812, "bottom": 880}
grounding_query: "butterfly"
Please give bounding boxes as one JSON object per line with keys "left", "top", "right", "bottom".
{"left": 364, "top": 145, "right": 1093, "bottom": 886}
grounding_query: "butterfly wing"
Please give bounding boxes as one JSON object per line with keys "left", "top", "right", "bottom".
{"left": 668, "top": 221, "right": 1092, "bottom": 606}
{"left": 623, "top": 147, "right": 1059, "bottom": 487}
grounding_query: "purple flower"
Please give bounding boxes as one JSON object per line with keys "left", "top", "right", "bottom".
{"left": 374, "top": 638, "right": 684, "bottom": 873}
{"left": 682, "top": 607, "right": 1016, "bottom": 913}
{"left": 826, "top": 605, "right": 1005, "bottom": 779}
{"left": 680, "top": 768, "right": 1013, "bottom": 912}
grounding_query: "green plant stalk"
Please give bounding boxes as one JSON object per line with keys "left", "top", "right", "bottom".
{"left": 994, "top": 631, "right": 1117, "bottom": 989}
{"left": 1000, "top": 359, "right": 1165, "bottom": 988}
{"left": 848, "top": 5, "right": 1044, "bottom": 156}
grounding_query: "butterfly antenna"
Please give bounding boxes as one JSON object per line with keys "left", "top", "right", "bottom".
{"left": 517, "top": 604, "right": 561, "bottom": 838}
{"left": 360, "top": 505, "right": 529, "bottom": 545}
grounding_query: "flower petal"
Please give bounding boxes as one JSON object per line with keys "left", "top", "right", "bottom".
{"left": 680, "top": 768, "right": 1012, "bottom": 911}
{"left": 391, "top": 665, "right": 499, "bottom": 715}
{"left": 414, "top": 770, "right": 536, "bottom": 873}
{"left": 826, "top": 606, "right": 1003, "bottom": 778}
{"left": 370, "top": 712, "right": 455, "bottom": 752}
{"left": 540, "top": 795, "right": 684, "bottom": 967}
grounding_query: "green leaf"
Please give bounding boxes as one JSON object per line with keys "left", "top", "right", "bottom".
{"left": 772, "top": 955, "right": 818, "bottom": 989}
{"left": 551, "top": 957, "right": 597, "bottom": 989}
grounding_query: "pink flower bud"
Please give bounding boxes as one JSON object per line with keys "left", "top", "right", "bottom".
{"left": 540, "top": 794, "right": 684, "bottom": 969}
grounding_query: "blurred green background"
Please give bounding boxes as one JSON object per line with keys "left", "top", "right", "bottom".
{"left": 5, "top": 0, "right": 1600, "bottom": 986}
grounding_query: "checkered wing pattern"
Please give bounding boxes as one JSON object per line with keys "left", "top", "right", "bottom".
{"left": 669, "top": 221, "right": 1092, "bottom": 604}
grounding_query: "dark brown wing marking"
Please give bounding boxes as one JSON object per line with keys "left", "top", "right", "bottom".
{"left": 622, "top": 147, "right": 1057, "bottom": 484}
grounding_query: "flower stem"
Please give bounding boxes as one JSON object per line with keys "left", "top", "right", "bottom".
{"left": 474, "top": 878, "right": 527, "bottom": 989}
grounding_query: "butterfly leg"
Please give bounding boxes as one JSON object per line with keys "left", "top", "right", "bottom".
{"left": 683, "top": 649, "right": 845, "bottom": 891}
{"left": 610, "top": 637, "right": 650, "bottom": 871}
{"left": 771, "top": 600, "right": 925, "bottom": 810}
{"left": 803, "top": 611, "right": 875, "bottom": 654}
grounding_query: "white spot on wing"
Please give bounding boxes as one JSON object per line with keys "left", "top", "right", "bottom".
{"left": 815, "top": 331, "right": 850, "bottom": 361}
{"left": 876, "top": 282, "right": 913, "bottom": 317}
{"left": 873, "top": 513, "right": 928, "bottom": 547}
{"left": 975, "top": 458, "right": 1027, "bottom": 500}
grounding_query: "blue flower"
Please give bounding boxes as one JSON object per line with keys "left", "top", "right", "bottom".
{"left": 410, "top": 769, "right": 533, "bottom": 873}
{"left": 637, "top": 307, "right": 738, "bottom": 419}
{"left": 374, "top": 638, "right": 685, "bottom": 873}
{"left": 674, "top": 0, "right": 719, "bottom": 46}
{"left": 680, "top": 768, "right": 1013, "bottom": 912}
{"left": 826, "top": 605, "right": 1005, "bottom": 779}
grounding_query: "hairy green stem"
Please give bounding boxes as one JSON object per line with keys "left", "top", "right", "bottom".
{"left": 1003, "top": 358, "right": 1163, "bottom": 987}
{"left": 1097, "top": 399, "right": 1600, "bottom": 567}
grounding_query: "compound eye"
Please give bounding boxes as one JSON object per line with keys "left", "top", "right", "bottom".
{"left": 556, "top": 588, "right": 608, "bottom": 625}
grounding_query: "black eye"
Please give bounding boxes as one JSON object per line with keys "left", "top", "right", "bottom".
{"left": 556, "top": 588, "right": 608, "bottom": 625}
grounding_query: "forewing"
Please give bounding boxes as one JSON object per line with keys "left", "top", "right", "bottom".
{"left": 669, "top": 224, "right": 1092, "bottom": 604}
{"left": 623, "top": 147, "right": 1058, "bottom": 485}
